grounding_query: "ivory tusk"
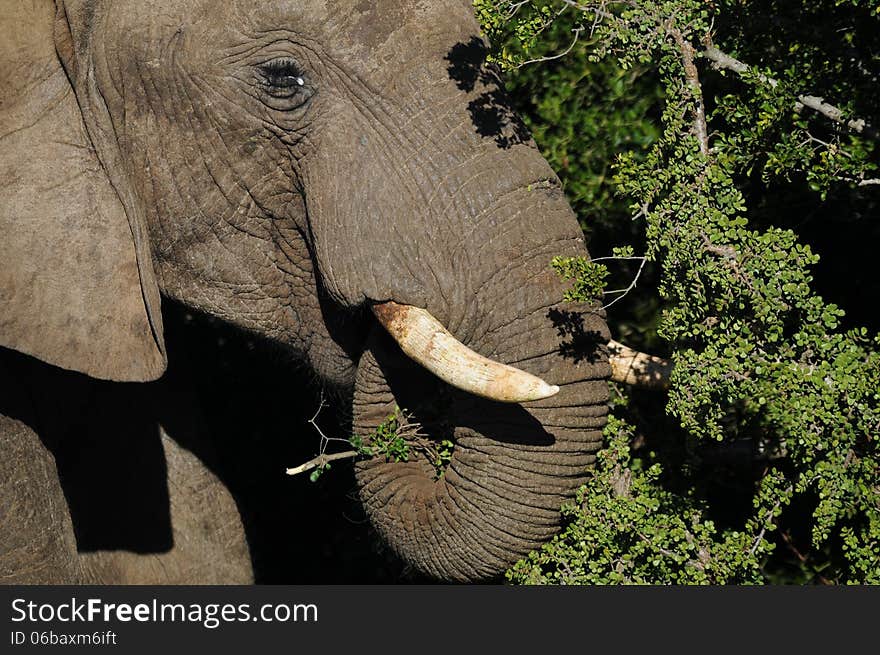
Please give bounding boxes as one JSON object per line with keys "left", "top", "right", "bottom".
{"left": 372, "top": 301, "right": 560, "bottom": 403}
{"left": 608, "top": 339, "right": 672, "bottom": 389}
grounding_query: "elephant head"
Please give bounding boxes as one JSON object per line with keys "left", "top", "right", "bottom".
{"left": 0, "top": 0, "right": 610, "bottom": 581}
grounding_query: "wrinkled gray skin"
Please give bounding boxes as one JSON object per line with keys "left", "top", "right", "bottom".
{"left": 0, "top": 0, "right": 609, "bottom": 582}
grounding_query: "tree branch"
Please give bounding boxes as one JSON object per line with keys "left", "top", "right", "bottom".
{"left": 608, "top": 340, "right": 672, "bottom": 390}
{"left": 672, "top": 27, "right": 710, "bottom": 156}
{"left": 703, "top": 46, "right": 878, "bottom": 141}
{"left": 287, "top": 394, "right": 361, "bottom": 476}
{"left": 286, "top": 450, "right": 359, "bottom": 476}
{"left": 515, "top": 27, "right": 584, "bottom": 68}
{"left": 749, "top": 485, "right": 792, "bottom": 557}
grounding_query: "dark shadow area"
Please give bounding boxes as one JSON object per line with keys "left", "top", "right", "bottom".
{"left": 0, "top": 347, "right": 174, "bottom": 554}
{"left": 0, "top": 306, "right": 425, "bottom": 583}
{"left": 454, "top": 391, "right": 555, "bottom": 446}
{"left": 52, "top": 387, "right": 172, "bottom": 553}
{"left": 446, "top": 36, "right": 487, "bottom": 93}
{"left": 445, "top": 37, "right": 531, "bottom": 149}
{"left": 548, "top": 307, "right": 607, "bottom": 364}
{"left": 159, "top": 301, "right": 424, "bottom": 583}
{"left": 466, "top": 91, "right": 532, "bottom": 149}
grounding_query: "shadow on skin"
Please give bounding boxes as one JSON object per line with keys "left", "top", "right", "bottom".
{"left": 0, "top": 349, "right": 174, "bottom": 553}
{"left": 548, "top": 307, "right": 607, "bottom": 365}
{"left": 0, "top": 304, "right": 425, "bottom": 583}
{"left": 445, "top": 37, "right": 531, "bottom": 150}
{"left": 372, "top": 327, "right": 555, "bottom": 448}
{"left": 158, "top": 302, "right": 425, "bottom": 583}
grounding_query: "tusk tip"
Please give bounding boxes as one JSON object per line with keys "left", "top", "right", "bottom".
{"left": 527, "top": 382, "right": 559, "bottom": 401}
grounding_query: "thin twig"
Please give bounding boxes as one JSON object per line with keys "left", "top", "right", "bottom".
{"left": 637, "top": 531, "right": 679, "bottom": 559}
{"left": 589, "top": 255, "right": 647, "bottom": 263}
{"left": 779, "top": 530, "right": 808, "bottom": 564}
{"left": 601, "top": 256, "right": 647, "bottom": 311}
{"left": 749, "top": 485, "right": 793, "bottom": 556}
{"left": 504, "top": 1, "right": 531, "bottom": 18}
{"left": 514, "top": 27, "right": 585, "bottom": 69}
{"left": 287, "top": 393, "right": 359, "bottom": 476}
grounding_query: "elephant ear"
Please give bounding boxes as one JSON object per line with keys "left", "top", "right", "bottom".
{"left": 0, "top": 1, "right": 165, "bottom": 382}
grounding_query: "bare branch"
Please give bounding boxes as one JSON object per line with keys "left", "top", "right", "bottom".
{"left": 703, "top": 46, "right": 772, "bottom": 83}
{"left": 601, "top": 256, "right": 647, "bottom": 311}
{"left": 286, "top": 450, "right": 360, "bottom": 476}
{"left": 834, "top": 176, "right": 880, "bottom": 187}
{"left": 514, "top": 27, "right": 584, "bottom": 69}
{"left": 749, "top": 486, "right": 793, "bottom": 557}
{"left": 672, "top": 27, "right": 710, "bottom": 156}
{"left": 287, "top": 393, "right": 361, "bottom": 476}
{"left": 703, "top": 46, "right": 878, "bottom": 141}
{"left": 608, "top": 339, "right": 672, "bottom": 390}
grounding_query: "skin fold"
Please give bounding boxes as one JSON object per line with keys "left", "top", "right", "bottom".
{"left": 0, "top": 0, "right": 609, "bottom": 583}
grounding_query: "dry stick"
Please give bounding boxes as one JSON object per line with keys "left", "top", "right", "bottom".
{"left": 749, "top": 485, "right": 793, "bottom": 557}
{"left": 703, "top": 46, "right": 878, "bottom": 141}
{"left": 286, "top": 450, "right": 359, "bottom": 476}
{"left": 287, "top": 393, "right": 359, "bottom": 476}
{"left": 287, "top": 341, "right": 674, "bottom": 476}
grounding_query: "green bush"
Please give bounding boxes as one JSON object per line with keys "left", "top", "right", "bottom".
{"left": 476, "top": 0, "right": 880, "bottom": 584}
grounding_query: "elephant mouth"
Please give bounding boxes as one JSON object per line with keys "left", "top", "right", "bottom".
{"left": 353, "top": 322, "right": 555, "bottom": 464}
{"left": 370, "top": 300, "right": 560, "bottom": 403}
{"left": 351, "top": 316, "right": 571, "bottom": 581}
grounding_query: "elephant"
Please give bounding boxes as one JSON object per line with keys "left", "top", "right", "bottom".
{"left": 0, "top": 0, "right": 611, "bottom": 583}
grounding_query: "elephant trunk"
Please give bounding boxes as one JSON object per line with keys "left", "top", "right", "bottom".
{"left": 351, "top": 265, "right": 609, "bottom": 581}
{"left": 298, "top": 28, "right": 611, "bottom": 579}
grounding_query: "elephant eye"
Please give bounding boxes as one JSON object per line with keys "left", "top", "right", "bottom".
{"left": 257, "top": 58, "right": 311, "bottom": 103}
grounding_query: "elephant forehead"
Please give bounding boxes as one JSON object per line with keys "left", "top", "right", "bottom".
{"left": 0, "top": 0, "right": 57, "bottom": 96}
{"left": 322, "top": 0, "right": 478, "bottom": 51}
{"left": 94, "top": 0, "right": 479, "bottom": 76}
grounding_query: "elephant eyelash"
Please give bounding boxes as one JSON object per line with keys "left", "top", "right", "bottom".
{"left": 258, "top": 58, "right": 306, "bottom": 94}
